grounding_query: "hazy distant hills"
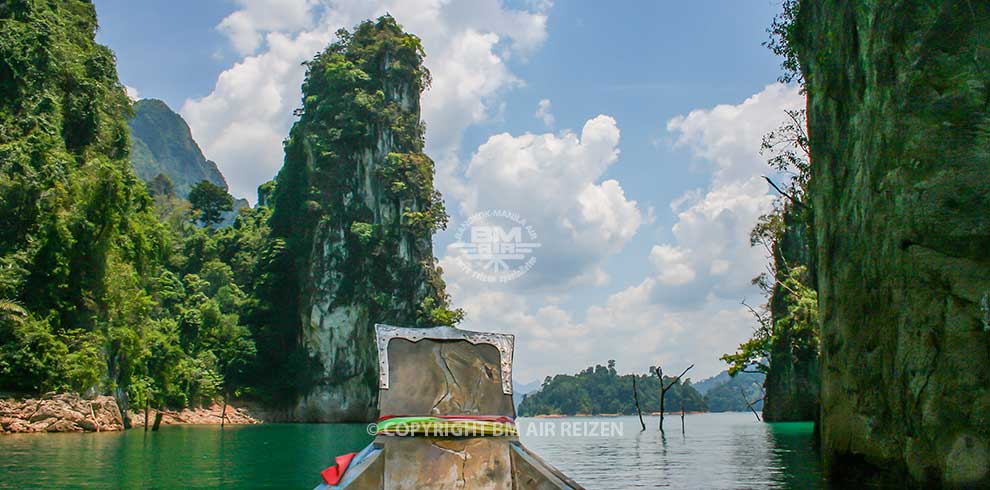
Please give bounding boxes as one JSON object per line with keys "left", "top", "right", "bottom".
{"left": 129, "top": 99, "right": 247, "bottom": 225}
{"left": 128, "top": 99, "right": 228, "bottom": 197}
{"left": 513, "top": 380, "right": 543, "bottom": 410}
{"left": 694, "top": 370, "right": 765, "bottom": 412}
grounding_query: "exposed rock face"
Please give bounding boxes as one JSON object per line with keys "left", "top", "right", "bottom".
{"left": 795, "top": 1, "right": 990, "bottom": 486}
{"left": 0, "top": 394, "right": 123, "bottom": 433}
{"left": 763, "top": 205, "right": 819, "bottom": 422}
{"left": 265, "top": 17, "right": 453, "bottom": 421}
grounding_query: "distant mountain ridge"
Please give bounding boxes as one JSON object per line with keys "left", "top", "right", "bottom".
{"left": 128, "top": 99, "right": 227, "bottom": 197}
{"left": 694, "top": 369, "right": 765, "bottom": 412}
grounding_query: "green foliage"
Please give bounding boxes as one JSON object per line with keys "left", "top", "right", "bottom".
{"left": 765, "top": 0, "right": 802, "bottom": 85}
{"left": 350, "top": 222, "right": 375, "bottom": 245}
{"left": 188, "top": 180, "right": 233, "bottom": 226}
{"left": 148, "top": 173, "right": 176, "bottom": 198}
{"left": 774, "top": 265, "right": 819, "bottom": 359}
{"left": 518, "top": 362, "right": 708, "bottom": 416}
{"left": 721, "top": 333, "right": 771, "bottom": 376}
{"left": 260, "top": 15, "right": 459, "bottom": 400}
{"left": 0, "top": 7, "right": 461, "bottom": 416}
{"left": 0, "top": 314, "right": 68, "bottom": 392}
{"left": 0, "top": 1, "right": 259, "bottom": 411}
{"left": 726, "top": 107, "right": 817, "bottom": 383}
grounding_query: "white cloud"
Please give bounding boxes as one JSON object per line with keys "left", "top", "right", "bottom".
{"left": 217, "top": 0, "right": 320, "bottom": 55}
{"left": 124, "top": 85, "right": 140, "bottom": 101}
{"left": 448, "top": 115, "right": 642, "bottom": 289}
{"left": 183, "top": 0, "right": 549, "bottom": 202}
{"left": 649, "top": 245, "right": 695, "bottom": 285}
{"left": 446, "top": 83, "right": 805, "bottom": 383}
{"left": 534, "top": 98, "right": 554, "bottom": 127}
{"left": 652, "top": 83, "right": 804, "bottom": 304}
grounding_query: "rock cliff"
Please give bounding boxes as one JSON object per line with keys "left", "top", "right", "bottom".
{"left": 795, "top": 1, "right": 990, "bottom": 486}
{"left": 262, "top": 16, "right": 455, "bottom": 421}
{"left": 763, "top": 205, "right": 819, "bottom": 422}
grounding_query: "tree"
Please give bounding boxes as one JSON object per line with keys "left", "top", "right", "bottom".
{"left": 651, "top": 364, "right": 693, "bottom": 432}
{"left": 148, "top": 173, "right": 176, "bottom": 198}
{"left": 188, "top": 180, "right": 233, "bottom": 226}
{"left": 518, "top": 362, "right": 708, "bottom": 418}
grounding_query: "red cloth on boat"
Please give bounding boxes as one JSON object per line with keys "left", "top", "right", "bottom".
{"left": 321, "top": 452, "right": 356, "bottom": 485}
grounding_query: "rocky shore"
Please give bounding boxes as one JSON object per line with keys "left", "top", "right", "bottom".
{"left": 127, "top": 402, "right": 260, "bottom": 428}
{"left": 1, "top": 394, "right": 261, "bottom": 434}
{"left": 0, "top": 393, "right": 123, "bottom": 433}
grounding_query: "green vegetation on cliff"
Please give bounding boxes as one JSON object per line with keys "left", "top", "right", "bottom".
{"left": 258, "top": 16, "right": 460, "bottom": 416}
{"left": 0, "top": 0, "right": 262, "bottom": 422}
{"left": 518, "top": 361, "right": 707, "bottom": 416}
{"left": 793, "top": 0, "right": 990, "bottom": 485}
{"left": 722, "top": 5, "right": 820, "bottom": 422}
{"left": 0, "top": 0, "right": 159, "bottom": 394}
{"left": 0, "top": 8, "right": 461, "bottom": 422}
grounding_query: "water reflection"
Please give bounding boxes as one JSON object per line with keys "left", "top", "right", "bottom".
{"left": 518, "top": 412, "right": 823, "bottom": 489}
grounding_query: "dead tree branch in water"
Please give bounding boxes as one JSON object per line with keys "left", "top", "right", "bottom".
{"left": 651, "top": 363, "right": 694, "bottom": 432}
{"left": 739, "top": 386, "right": 762, "bottom": 422}
{"left": 632, "top": 375, "right": 646, "bottom": 431}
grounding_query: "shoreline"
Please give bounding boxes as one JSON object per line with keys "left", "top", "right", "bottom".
{"left": 126, "top": 401, "right": 261, "bottom": 429}
{"left": 527, "top": 410, "right": 712, "bottom": 418}
{"left": 1, "top": 393, "right": 261, "bottom": 434}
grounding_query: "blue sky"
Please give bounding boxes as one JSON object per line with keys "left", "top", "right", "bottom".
{"left": 95, "top": 0, "right": 803, "bottom": 383}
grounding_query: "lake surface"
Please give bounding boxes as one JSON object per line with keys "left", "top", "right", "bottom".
{"left": 0, "top": 413, "right": 822, "bottom": 489}
{"left": 518, "top": 413, "right": 823, "bottom": 489}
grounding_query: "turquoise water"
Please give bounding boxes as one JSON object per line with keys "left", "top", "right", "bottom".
{"left": 0, "top": 413, "right": 821, "bottom": 488}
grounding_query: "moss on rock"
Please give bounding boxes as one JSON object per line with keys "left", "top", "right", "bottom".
{"left": 262, "top": 16, "right": 459, "bottom": 421}
{"left": 795, "top": 1, "right": 990, "bottom": 486}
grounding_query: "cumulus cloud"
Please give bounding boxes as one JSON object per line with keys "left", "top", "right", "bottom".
{"left": 124, "top": 85, "right": 140, "bottom": 101}
{"left": 217, "top": 0, "right": 320, "bottom": 55}
{"left": 446, "top": 84, "right": 805, "bottom": 382}
{"left": 534, "top": 98, "right": 554, "bottom": 127}
{"left": 446, "top": 115, "right": 642, "bottom": 290}
{"left": 183, "top": 0, "right": 549, "bottom": 201}
{"left": 652, "top": 83, "right": 805, "bottom": 303}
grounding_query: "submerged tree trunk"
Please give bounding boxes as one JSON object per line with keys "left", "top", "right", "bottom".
{"left": 632, "top": 376, "right": 646, "bottom": 431}
{"left": 740, "top": 387, "right": 762, "bottom": 422}
{"left": 658, "top": 387, "right": 665, "bottom": 432}
{"left": 653, "top": 364, "right": 693, "bottom": 433}
{"left": 152, "top": 406, "right": 164, "bottom": 432}
{"left": 221, "top": 392, "right": 228, "bottom": 428}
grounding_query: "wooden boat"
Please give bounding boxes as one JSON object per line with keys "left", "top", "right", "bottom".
{"left": 315, "top": 324, "right": 584, "bottom": 489}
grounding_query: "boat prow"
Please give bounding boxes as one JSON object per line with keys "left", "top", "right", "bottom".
{"left": 315, "top": 324, "right": 584, "bottom": 489}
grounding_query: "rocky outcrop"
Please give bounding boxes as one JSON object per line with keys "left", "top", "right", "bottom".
{"left": 795, "top": 1, "right": 990, "bottom": 486}
{"left": 0, "top": 394, "right": 123, "bottom": 433}
{"left": 263, "top": 16, "right": 455, "bottom": 421}
{"left": 763, "top": 205, "right": 819, "bottom": 422}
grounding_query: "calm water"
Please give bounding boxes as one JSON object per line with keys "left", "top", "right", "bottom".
{"left": 0, "top": 413, "right": 822, "bottom": 489}
{"left": 518, "top": 413, "right": 823, "bottom": 489}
